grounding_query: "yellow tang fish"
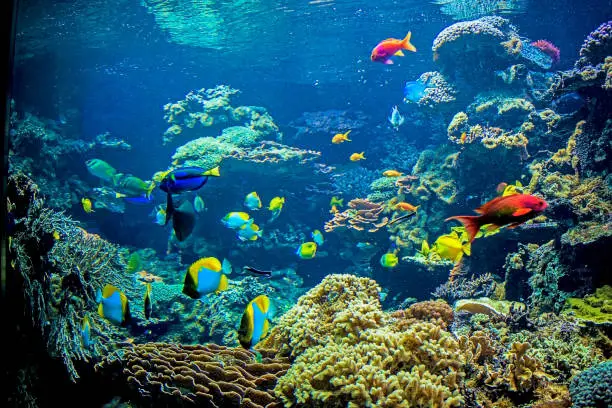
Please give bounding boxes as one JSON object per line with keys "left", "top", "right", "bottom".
{"left": 383, "top": 170, "right": 403, "bottom": 177}
{"left": 81, "top": 198, "right": 94, "bottom": 213}
{"left": 296, "top": 242, "right": 317, "bottom": 259}
{"left": 350, "top": 152, "right": 366, "bottom": 162}
{"left": 380, "top": 252, "right": 399, "bottom": 268}
{"left": 432, "top": 232, "right": 471, "bottom": 264}
{"left": 332, "top": 130, "right": 352, "bottom": 144}
{"left": 238, "top": 294, "right": 275, "bottom": 349}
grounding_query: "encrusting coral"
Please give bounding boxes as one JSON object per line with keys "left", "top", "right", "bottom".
{"left": 95, "top": 342, "right": 290, "bottom": 407}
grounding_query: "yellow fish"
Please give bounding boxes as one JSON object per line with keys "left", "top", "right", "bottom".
{"left": 330, "top": 196, "right": 344, "bottom": 207}
{"left": 380, "top": 252, "right": 399, "bottom": 268}
{"left": 330, "top": 205, "right": 339, "bottom": 214}
{"left": 496, "top": 181, "right": 523, "bottom": 197}
{"left": 238, "top": 294, "right": 275, "bottom": 349}
{"left": 383, "top": 170, "right": 403, "bottom": 177}
{"left": 268, "top": 197, "right": 285, "bottom": 221}
{"left": 332, "top": 130, "right": 352, "bottom": 144}
{"left": 394, "top": 202, "right": 419, "bottom": 212}
{"left": 296, "top": 242, "right": 317, "bottom": 259}
{"left": 81, "top": 198, "right": 94, "bottom": 213}
{"left": 182, "top": 257, "right": 232, "bottom": 299}
{"left": 152, "top": 169, "right": 172, "bottom": 183}
{"left": 96, "top": 284, "right": 131, "bottom": 326}
{"left": 432, "top": 232, "right": 471, "bottom": 264}
{"left": 52, "top": 231, "right": 61, "bottom": 240}
{"left": 350, "top": 152, "right": 366, "bottom": 162}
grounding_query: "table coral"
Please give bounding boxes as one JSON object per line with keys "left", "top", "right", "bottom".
{"left": 324, "top": 199, "right": 389, "bottom": 233}
{"left": 95, "top": 342, "right": 290, "bottom": 407}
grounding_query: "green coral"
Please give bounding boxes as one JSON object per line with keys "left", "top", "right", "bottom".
{"left": 562, "top": 286, "right": 612, "bottom": 325}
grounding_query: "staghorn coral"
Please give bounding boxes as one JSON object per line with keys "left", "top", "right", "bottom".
{"left": 95, "top": 342, "right": 290, "bottom": 407}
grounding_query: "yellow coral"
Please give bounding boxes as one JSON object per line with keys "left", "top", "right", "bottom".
{"left": 501, "top": 36, "right": 523, "bottom": 55}
{"left": 538, "top": 109, "right": 560, "bottom": 133}
{"left": 447, "top": 112, "right": 469, "bottom": 137}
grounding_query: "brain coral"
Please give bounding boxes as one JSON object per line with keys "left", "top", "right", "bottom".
{"left": 260, "top": 275, "right": 466, "bottom": 407}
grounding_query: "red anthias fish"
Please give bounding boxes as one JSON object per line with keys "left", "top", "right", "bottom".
{"left": 371, "top": 32, "right": 416, "bottom": 65}
{"left": 446, "top": 194, "right": 548, "bottom": 242}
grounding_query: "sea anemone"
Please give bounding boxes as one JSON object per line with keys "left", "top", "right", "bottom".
{"left": 531, "top": 39, "right": 560, "bottom": 64}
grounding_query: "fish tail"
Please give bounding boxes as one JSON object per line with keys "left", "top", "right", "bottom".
{"left": 402, "top": 32, "right": 416, "bottom": 52}
{"left": 164, "top": 192, "right": 174, "bottom": 226}
{"left": 360, "top": 152, "right": 365, "bottom": 159}
{"left": 445, "top": 215, "right": 481, "bottom": 243}
{"left": 204, "top": 166, "right": 220, "bottom": 177}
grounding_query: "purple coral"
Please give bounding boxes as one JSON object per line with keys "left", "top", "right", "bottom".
{"left": 576, "top": 20, "right": 612, "bottom": 68}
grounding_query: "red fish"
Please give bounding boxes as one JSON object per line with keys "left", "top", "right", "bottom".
{"left": 446, "top": 194, "right": 548, "bottom": 242}
{"left": 371, "top": 32, "right": 416, "bottom": 65}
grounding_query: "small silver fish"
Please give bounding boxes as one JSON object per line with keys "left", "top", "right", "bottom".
{"left": 388, "top": 105, "right": 405, "bottom": 130}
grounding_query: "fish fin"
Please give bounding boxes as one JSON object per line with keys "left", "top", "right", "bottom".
{"left": 360, "top": 152, "right": 365, "bottom": 159}
{"left": 344, "top": 130, "right": 351, "bottom": 138}
{"left": 516, "top": 180, "right": 523, "bottom": 187}
{"left": 485, "top": 224, "right": 500, "bottom": 232}
{"left": 262, "top": 319, "right": 270, "bottom": 338}
{"left": 97, "top": 303, "right": 104, "bottom": 319}
{"left": 506, "top": 222, "right": 523, "bottom": 229}
{"left": 204, "top": 166, "right": 220, "bottom": 177}
{"left": 462, "top": 242, "right": 471, "bottom": 257}
{"left": 115, "top": 192, "right": 126, "bottom": 199}
{"left": 402, "top": 31, "right": 417, "bottom": 52}
{"left": 164, "top": 192, "right": 174, "bottom": 225}
{"left": 394, "top": 50, "right": 405, "bottom": 57}
{"left": 512, "top": 208, "right": 532, "bottom": 216}
{"left": 383, "top": 59, "right": 394, "bottom": 65}
{"left": 222, "top": 259, "right": 232, "bottom": 275}
{"left": 475, "top": 196, "right": 506, "bottom": 214}
{"left": 217, "top": 274, "right": 229, "bottom": 292}
{"left": 445, "top": 215, "right": 481, "bottom": 243}
{"left": 95, "top": 288, "right": 102, "bottom": 303}
{"left": 146, "top": 182, "right": 156, "bottom": 198}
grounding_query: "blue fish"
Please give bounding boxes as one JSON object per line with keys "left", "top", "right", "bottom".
{"left": 159, "top": 166, "right": 219, "bottom": 194}
{"left": 552, "top": 92, "right": 585, "bottom": 115}
{"left": 116, "top": 192, "right": 154, "bottom": 205}
{"left": 238, "top": 295, "right": 276, "bottom": 349}
{"left": 96, "top": 284, "right": 131, "bottom": 326}
{"left": 403, "top": 80, "right": 427, "bottom": 104}
{"left": 182, "top": 257, "right": 232, "bottom": 299}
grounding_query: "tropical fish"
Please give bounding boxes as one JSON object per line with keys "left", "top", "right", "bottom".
{"left": 311, "top": 229, "right": 324, "bottom": 246}
{"left": 238, "top": 294, "right": 275, "bottom": 349}
{"left": 356, "top": 242, "right": 373, "bottom": 249}
{"left": 81, "top": 198, "right": 94, "bottom": 213}
{"left": 332, "top": 130, "right": 352, "bottom": 144}
{"left": 268, "top": 196, "right": 285, "bottom": 220}
{"left": 114, "top": 174, "right": 155, "bottom": 198}
{"left": 81, "top": 316, "right": 92, "bottom": 348}
{"left": 296, "top": 242, "right": 317, "bottom": 259}
{"left": 446, "top": 194, "right": 548, "bottom": 242}
{"left": 194, "top": 195, "right": 206, "bottom": 213}
{"left": 388, "top": 105, "right": 405, "bottom": 130}
{"left": 330, "top": 196, "right": 344, "bottom": 207}
{"left": 182, "top": 257, "right": 232, "bottom": 299}
{"left": 388, "top": 212, "right": 416, "bottom": 226}
{"left": 395, "top": 202, "right": 418, "bottom": 212}
{"left": 496, "top": 181, "right": 523, "bottom": 197}
{"left": 403, "top": 80, "right": 428, "bottom": 104}
{"left": 52, "top": 231, "right": 61, "bottom": 240}
{"left": 380, "top": 252, "right": 399, "bottom": 268}
{"left": 330, "top": 205, "right": 339, "bottom": 214}
{"left": 96, "top": 284, "right": 131, "bottom": 326}
{"left": 144, "top": 283, "right": 152, "bottom": 320}
{"left": 153, "top": 206, "right": 166, "bottom": 225}
{"left": 171, "top": 198, "right": 196, "bottom": 241}
{"left": 244, "top": 192, "right": 262, "bottom": 210}
{"left": 86, "top": 159, "right": 117, "bottom": 183}
{"left": 152, "top": 169, "right": 172, "bottom": 183}
{"left": 115, "top": 192, "right": 154, "bottom": 205}
{"left": 237, "top": 223, "right": 262, "bottom": 241}
{"left": 350, "top": 152, "right": 366, "bottom": 162}
{"left": 371, "top": 32, "right": 417, "bottom": 65}
{"left": 221, "top": 212, "right": 253, "bottom": 229}
{"left": 432, "top": 232, "right": 471, "bottom": 264}
{"left": 383, "top": 170, "right": 403, "bottom": 177}
{"left": 242, "top": 266, "right": 272, "bottom": 277}
{"left": 159, "top": 166, "right": 220, "bottom": 194}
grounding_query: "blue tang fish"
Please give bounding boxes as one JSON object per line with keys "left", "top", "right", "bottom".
{"left": 238, "top": 294, "right": 276, "bottom": 349}
{"left": 96, "top": 284, "right": 131, "bottom": 326}
{"left": 116, "top": 192, "right": 154, "bottom": 205}
{"left": 159, "top": 166, "right": 220, "bottom": 194}
{"left": 182, "top": 257, "right": 232, "bottom": 299}
{"left": 311, "top": 229, "right": 324, "bottom": 246}
{"left": 403, "top": 80, "right": 427, "bottom": 104}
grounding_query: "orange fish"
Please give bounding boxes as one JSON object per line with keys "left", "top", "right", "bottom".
{"left": 332, "top": 130, "right": 352, "bottom": 144}
{"left": 446, "top": 194, "right": 548, "bottom": 243}
{"left": 371, "top": 32, "right": 417, "bottom": 65}
{"left": 350, "top": 152, "right": 366, "bottom": 162}
{"left": 395, "top": 202, "right": 418, "bottom": 212}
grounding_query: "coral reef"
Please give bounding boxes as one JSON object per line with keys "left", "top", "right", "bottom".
{"left": 432, "top": 273, "right": 497, "bottom": 303}
{"left": 95, "top": 342, "right": 290, "bottom": 407}
{"left": 562, "top": 285, "right": 612, "bottom": 326}
{"left": 324, "top": 199, "right": 389, "bottom": 234}
{"left": 576, "top": 20, "right": 612, "bottom": 68}
{"left": 569, "top": 361, "right": 612, "bottom": 408}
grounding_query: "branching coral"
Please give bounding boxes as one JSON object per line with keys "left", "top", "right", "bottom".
{"left": 95, "top": 342, "right": 290, "bottom": 407}
{"left": 324, "top": 199, "right": 389, "bottom": 233}
{"left": 432, "top": 273, "right": 497, "bottom": 303}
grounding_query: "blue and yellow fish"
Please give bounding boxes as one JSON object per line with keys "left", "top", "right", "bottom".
{"left": 268, "top": 196, "right": 285, "bottom": 220}
{"left": 96, "top": 284, "right": 131, "bottom": 326}
{"left": 237, "top": 223, "right": 263, "bottom": 241}
{"left": 296, "top": 242, "right": 317, "bottom": 259}
{"left": 311, "top": 229, "right": 324, "bottom": 246}
{"left": 159, "top": 166, "right": 220, "bottom": 194}
{"left": 182, "top": 257, "right": 232, "bottom": 299}
{"left": 86, "top": 159, "right": 117, "bottom": 183}
{"left": 81, "top": 316, "right": 92, "bottom": 348}
{"left": 244, "top": 192, "right": 262, "bottom": 211}
{"left": 380, "top": 252, "right": 399, "bottom": 268}
{"left": 221, "top": 212, "right": 253, "bottom": 229}
{"left": 238, "top": 294, "right": 276, "bottom": 349}
{"left": 144, "top": 283, "right": 152, "bottom": 320}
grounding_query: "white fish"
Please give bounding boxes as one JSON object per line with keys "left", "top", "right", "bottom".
{"left": 388, "top": 105, "right": 405, "bottom": 130}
